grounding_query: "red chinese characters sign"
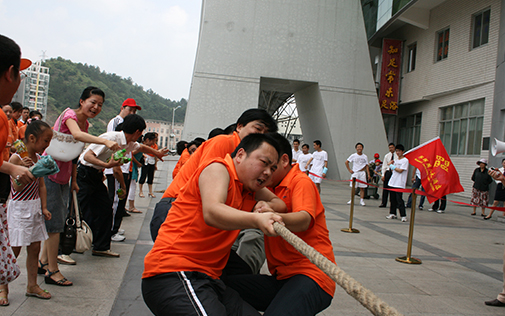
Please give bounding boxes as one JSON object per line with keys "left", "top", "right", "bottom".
{"left": 404, "top": 137, "right": 464, "bottom": 203}
{"left": 379, "top": 39, "right": 402, "bottom": 115}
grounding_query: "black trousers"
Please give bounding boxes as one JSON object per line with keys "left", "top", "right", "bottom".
{"left": 381, "top": 170, "right": 393, "bottom": 206}
{"left": 150, "top": 197, "right": 175, "bottom": 242}
{"left": 390, "top": 191, "right": 407, "bottom": 217}
{"left": 107, "top": 173, "right": 131, "bottom": 235}
{"left": 76, "top": 165, "right": 112, "bottom": 251}
{"left": 142, "top": 272, "right": 259, "bottom": 316}
{"left": 432, "top": 196, "right": 447, "bottom": 211}
{"left": 139, "top": 164, "right": 155, "bottom": 185}
{"left": 223, "top": 274, "right": 332, "bottom": 316}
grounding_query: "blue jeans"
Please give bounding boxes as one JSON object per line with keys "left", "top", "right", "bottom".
{"left": 407, "top": 177, "right": 425, "bottom": 208}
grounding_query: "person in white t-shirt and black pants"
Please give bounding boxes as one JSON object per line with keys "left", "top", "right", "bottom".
{"left": 345, "top": 143, "right": 371, "bottom": 206}
{"left": 291, "top": 139, "right": 301, "bottom": 164}
{"left": 386, "top": 144, "right": 409, "bottom": 222}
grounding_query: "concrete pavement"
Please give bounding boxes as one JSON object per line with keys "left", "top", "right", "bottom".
{"left": 3, "top": 158, "right": 505, "bottom": 315}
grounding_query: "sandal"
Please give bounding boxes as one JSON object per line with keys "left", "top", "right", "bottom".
{"left": 45, "top": 269, "right": 73, "bottom": 286}
{"left": 139, "top": 193, "right": 145, "bottom": 198}
{"left": 471, "top": 213, "right": 476, "bottom": 216}
{"left": 38, "top": 259, "right": 48, "bottom": 275}
{"left": 148, "top": 193, "right": 156, "bottom": 198}
{"left": 0, "top": 289, "right": 8, "bottom": 306}
{"left": 26, "top": 285, "right": 51, "bottom": 300}
{"left": 128, "top": 208, "right": 142, "bottom": 213}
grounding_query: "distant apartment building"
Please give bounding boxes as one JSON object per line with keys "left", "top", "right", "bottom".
{"left": 145, "top": 119, "right": 184, "bottom": 149}
{"left": 361, "top": 0, "right": 504, "bottom": 197}
{"left": 12, "top": 61, "right": 50, "bottom": 118}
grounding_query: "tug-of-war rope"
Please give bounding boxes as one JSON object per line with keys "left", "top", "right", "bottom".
{"left": 273, "top": 222, "right": 403, "bottom": 316}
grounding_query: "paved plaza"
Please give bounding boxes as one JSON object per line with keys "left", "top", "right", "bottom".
{"left": 2, "top": 158, "right": 505, "bottom": 316}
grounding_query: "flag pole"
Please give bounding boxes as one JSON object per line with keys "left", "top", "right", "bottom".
{"left": 396, "top": 188, "right": 422, "bottom": 264}
{"left": 342, "top": 178, "right": 360, "bottom": 233}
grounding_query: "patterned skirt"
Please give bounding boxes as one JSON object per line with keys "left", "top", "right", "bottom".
{"left": 470, "top": 187, "right": 489, "bottom": 207}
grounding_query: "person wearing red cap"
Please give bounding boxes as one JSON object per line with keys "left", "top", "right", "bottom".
{"left": 105, "top": 98, "right": 142, "bottom": 243}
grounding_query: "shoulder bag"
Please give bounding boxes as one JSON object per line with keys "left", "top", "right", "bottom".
{"left": 72, "top": 191, "right": 93, "bottom": 253}
{"left": 45, "top": 108, "right": 85, "bottom": 162}
{"left": 60, "top": 194, "right": 77, "bottom": 255}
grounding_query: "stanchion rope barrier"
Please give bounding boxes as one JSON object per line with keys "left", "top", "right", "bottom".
{"left": 273, "top": 222, "right": 403, "bottom": 316}
{"left": 308, "top": 172, "right": 505, "bottom": 213}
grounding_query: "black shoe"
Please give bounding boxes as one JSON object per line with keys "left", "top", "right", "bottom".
{"left": 122, "top": 211, "right": 131, "bottom": 217}
{"left": 485, "top": 299, "right": 505, "bottom": 307}
{"left": 484, "top": 216, "right": 492, "bottom": 220}
{"left": 379, "top": 204, "right": 386, "bottom": 208}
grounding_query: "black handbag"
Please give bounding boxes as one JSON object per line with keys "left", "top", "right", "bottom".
{"left": 60, "top": 194, "right": 77, "bottom": 255}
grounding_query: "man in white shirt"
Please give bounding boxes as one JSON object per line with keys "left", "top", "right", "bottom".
{"left": 297, "top": 144, "right": 312, "bottom": 175}
{"left": 385, "top": 144, "right": 409, "bottom": 222}
{"left": 345, "top": 143, "right": 371, "bottom": 206}
{"left": 105, "top": 98, "right": 142, "bottom": 242}
{"left": 380, "top": 143, "right": 399, "bottom": 208}
{"left": 291, "top": 139, "right": 302, "bottom": 164}
{"left": 77, "top": 114, "right": 168, "bottom": 257}
{"left": 306, "top": 140, "right": 328, "bottom": 193}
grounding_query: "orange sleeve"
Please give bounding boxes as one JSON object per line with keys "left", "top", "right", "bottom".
{"left": 172, "top": 149, "right": 190, "bottom": 179}
{"left": 17, "top": 120, "right": 24, "bottom": 128}
{"left": 18, "top": 125, "right": 27, "bottom": 141}
{"left": 0, "top": 111, "right": 9, "bottom": 166}
{"left": 9, "top": 119, "right": 18, "bottom": 141}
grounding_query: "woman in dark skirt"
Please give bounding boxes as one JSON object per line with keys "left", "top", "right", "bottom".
{"left": 471, "top": 158, "right": 493, "bottom": 217}
{"left": 484, "top": 158, "right": 505, "bottom": 220}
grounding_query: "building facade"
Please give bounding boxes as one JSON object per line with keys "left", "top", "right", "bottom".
{"left": 12, "top": 61, "right": 50, "bottom": 118}
{"left": 145, "top": 119, "right": 184, "bottom": 150}
{"left": 362, "top": 0, "right": 503, "bottom": 197}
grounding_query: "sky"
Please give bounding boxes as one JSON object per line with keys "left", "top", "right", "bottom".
{"left": 0, "top": 0, "right": 202, "bottom": 101}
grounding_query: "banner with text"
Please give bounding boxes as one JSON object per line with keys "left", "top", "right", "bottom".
{"left": 379, "top": 38, "right": 402, "bottom": 115}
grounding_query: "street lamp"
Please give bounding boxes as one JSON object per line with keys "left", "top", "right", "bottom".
{"left": 171, "top": 105, "right": 182, "bottom": 151}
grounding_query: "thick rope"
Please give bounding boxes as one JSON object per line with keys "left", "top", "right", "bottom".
{"left": 273, "top": 222, "right": 403, "bottom": 316}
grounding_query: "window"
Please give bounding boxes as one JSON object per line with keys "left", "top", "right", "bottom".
{"left": 398, "top": 113, "right": 422, "bottom": 151}
{"left": 473, "top": 9, "right": 490, "bottom": 49}
{"left": 436, "top": 28, "right": 450, "bottom": 61}
{"left": 161, "top": 128, "right": 164, "bottom": 133}
{"left": 407, "top": 43, "right": 416, "bottom": 72}
{"left": 159, "top": 136, "right": 163, "bottom": 146}
{"left": 165, "top": 137, "right": 168, "bottom": 147}
{"left": 439, "top": 99, "right": 484, "bottom": 155}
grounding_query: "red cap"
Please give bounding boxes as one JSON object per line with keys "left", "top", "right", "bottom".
{"left": 122, "top": 98, "right": 141, "bottom": 110}
{"left": 20, "top": 58, "right": 32, "bottom": 70}
{"left": 374, "top": 153, "right": 380, "bottom": 158}
{"left": 375, "top": 159, "right": 382, "bottom": 164}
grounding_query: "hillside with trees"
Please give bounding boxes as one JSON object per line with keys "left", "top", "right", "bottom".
{"left": 43, "top": 57, "right": 186, "bottom": 135}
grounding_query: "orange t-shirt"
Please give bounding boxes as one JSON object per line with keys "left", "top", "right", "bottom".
{"left": 17, "top": 120, "right": 25, "bottom": 128}
{"left": 146, "top": 144, "right": 158, "bottom": 157}
{"left": 143, "top": 155, "right": 251, "bottom": 279}
{"left": 18, "top": 124, "right": 27, "bottom": 141}
{"left": 9, "top": 119, "right": 18, "bottom": 141}
{"left": 172, "top": 148, "right": 190, "bottom": 179}
{"left": 266, "top": 164, "right": 336, "bottom": 297}
{"left": 162, "top": 132, "right": 241, "bottom": 199}
{"left": 0, "top": 111, "right": 9, "bottom": 166}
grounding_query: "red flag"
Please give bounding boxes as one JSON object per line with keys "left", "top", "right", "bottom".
{"left": 404, "top": 137, "right": 464, "bottom": 203}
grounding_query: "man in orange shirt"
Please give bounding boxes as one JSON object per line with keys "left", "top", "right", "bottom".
{"left": 150, "top": 108, "right": 277, "bottom": 241}
{"left": 8, "top": 101, "right": 22, "bottom": 141}
{"left": 142, "top": 134, "right": 286, "bottom": 316}
{"left": 172, "top": 138, "right": 204, "bottom": 179}
{"left": 17, "top": 106, "right": 29, "bottom": 126}
{"left": 224, "top": 134, "right": 336, "bottom": 315}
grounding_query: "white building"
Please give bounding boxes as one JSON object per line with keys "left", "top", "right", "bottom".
{"left": 12, "top": 61, "right": 50, "bottom": 118}
{"left": 363, "top": 0, "right": 503, "bottom": 197}
{"left": 145, "top": 119, "right": 184, "bottom": 150}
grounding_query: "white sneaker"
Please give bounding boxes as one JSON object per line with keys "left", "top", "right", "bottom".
{"left": 118, "top": 229, "right": 125, "bottom": 235}
{"left": 385, "top": 214, "right": 397, "bottom": 219}
{"left": 428, "top": 208, "right": 434, "bottom": 212}
{"left": 111, "top": 234, "right": 126, "bottom": 242}
{"left": 437, "top": 210, "right": 445, "bottom": 213}
{"left": 360, "top": 200, "right": 366, "bottom": 206}
{"left": 347, "top": 200, "right": 352, "bottom": 205}
{"left": 57, "top": 254, "right": 76, "bottom": 265}
{"left": 401, "top": 217, "right": 408, "bottom": 222}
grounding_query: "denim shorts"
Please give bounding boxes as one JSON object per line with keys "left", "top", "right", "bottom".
{"left": 44, "top": 176, "right": 70, "bottom": 233}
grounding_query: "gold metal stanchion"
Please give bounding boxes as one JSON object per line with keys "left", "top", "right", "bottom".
{"left": 396, "top": 188, "right": 422, "bottom": 264}
{"left": 342, "top": 177, "right": 360, "bottom": 233}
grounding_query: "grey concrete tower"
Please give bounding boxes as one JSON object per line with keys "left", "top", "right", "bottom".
{"left": 183, "top": 0, "right": 388, "bottom": 179}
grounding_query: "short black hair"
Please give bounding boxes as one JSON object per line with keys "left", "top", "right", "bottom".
{"left": 236, "top": 109, "right": 278, "bottom": 133}
{"left": 355, "top": 142, "right": 364, "bottom": 148}
{"left": 176, "top": 141, "right": 188, "bottom": 155}
{"left": 395, "top": 144, "right": 405, "bottom": 151}
{"left": 22, "top": 106, "right": 29, "bottom": 112}
{"left": 314, "top": 140, "right": 322, "bottom": 147}
{"left": 389, "top": 142, "right": 395, "bottom": 147}
{"left": 293, "top": 139, "right": 300, "bottom": 144}
{"left": 10, "top": 101, "right": 22, "bottom": 112}
{"left": 122, "top": 114, "right": 146, "bottom": 134}
{"left": 25, "top": 119, "right": 51, "bottom": 141}
{"left": 302, "top": 144, "right": 310, "bottom": 149}
{"left": 231, "top": 133, "right": 281, "bottom": 160}
{"left": 208, "top": 128, "right": 225, "bottom": 139}
{"left": 224, "top": 124, "right": 236, "bottom": 135}
{"left": 270, "top": 133, "right": 292, "bottom": 162}
{"left": 193, "top": 137, "right": 205, "bottom": 147}
{"left": 78, "top": 86, "right": 105, "bottom": 108}
{"left": 143, "top": 132, "right": 156, "bottom": 141}
{"left": 0, "top": 35, "right": 21, "bottom": 76}
{"left": 29, "top": 110, "right": 43, "bottom": 119}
